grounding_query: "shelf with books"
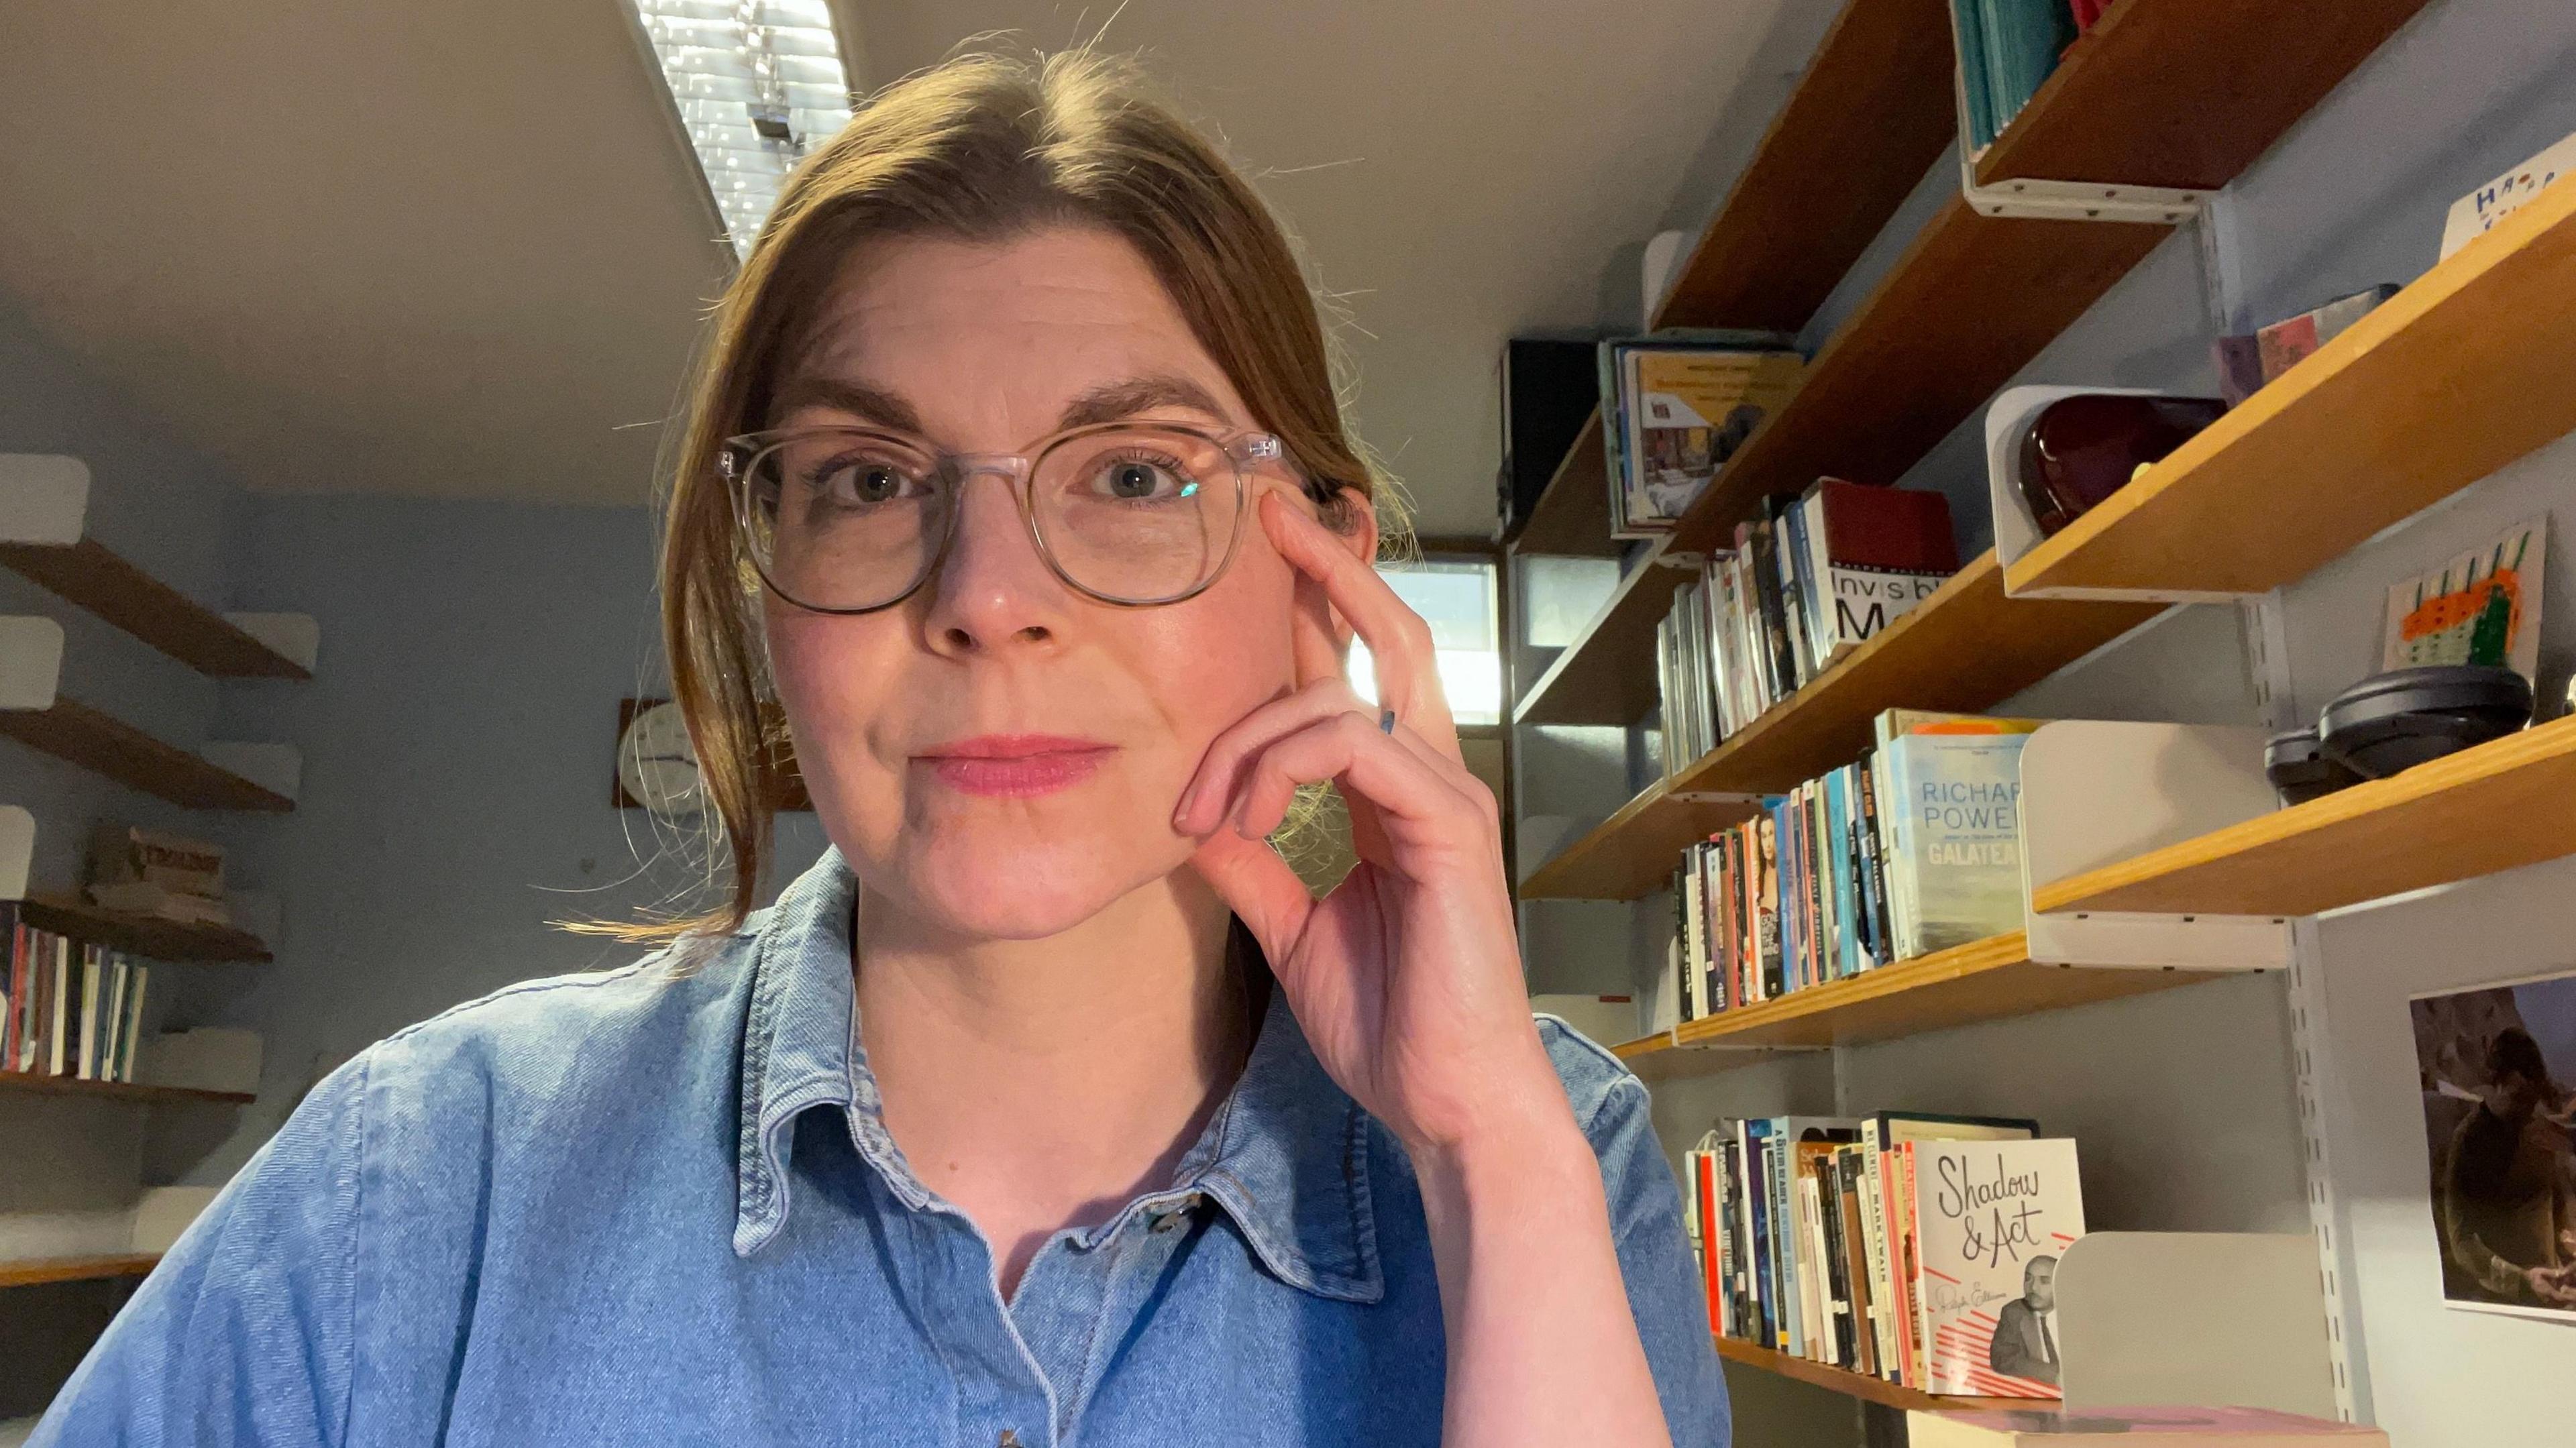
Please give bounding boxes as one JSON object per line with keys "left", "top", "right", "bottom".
{"left": 2004, "top": 176, "right": 2576, "bottom": 600}
{"left": 1507, "top": 0, "right": 1955, "bottom": 561}
{"left": 1639, "top": 932, "right": 2226, "bottom": 1063}
{"left": 1711, "top": 1335, "right": 2015, "bottom": 1413}
{"left": 0, "top": 1253, "right": 160, "bottom": 1290}
{"left": 1519, "top": 553, "right": 2158, "bottom": 901}
{"left": 2034, "top": 714, "right": 2576, "bottom": 920}
{"left": 0, "top": 698, "right": 294, "bottom": 812}
{"left": 0, "top": 1074, "right": 252, "bottom": 1107}
{"left": 15, "top": 893, "right": 272, "bottom": 964}
{"left": 1968, "top": 0, "right": 2435, "bottom": 194}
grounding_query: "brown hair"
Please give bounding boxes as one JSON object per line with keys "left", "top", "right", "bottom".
{"left": 622, "top": 48, "right": 1393, "bottom": 942}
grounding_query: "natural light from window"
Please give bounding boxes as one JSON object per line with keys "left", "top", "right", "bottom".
{"left": 1348, "top": 559, "right": 1502, "bottom": 726}
{"left": 628, "top": 0, "right": 855, "bottom": 256}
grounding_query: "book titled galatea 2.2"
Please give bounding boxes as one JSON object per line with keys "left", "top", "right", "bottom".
{"left": 1907, "top": 1137, "right": 2085, "bottom": 1398}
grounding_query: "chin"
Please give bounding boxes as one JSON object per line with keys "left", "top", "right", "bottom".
{"left": 883, "top": 811, "right": 1185, "bottom": 941}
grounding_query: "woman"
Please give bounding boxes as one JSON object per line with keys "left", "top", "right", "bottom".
{"left": 39, "top": 51, "right": 1727, "bottom": 1447}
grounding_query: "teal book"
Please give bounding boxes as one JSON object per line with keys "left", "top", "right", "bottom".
{"left": 1979, "top": 0, "right": 2076, "bottom": 141}
{"left": 1949, "top": 0, "right": 1998, "bottom": 153}
{"left": 1882, "top": 717, "right": 2044, "bottom": 956}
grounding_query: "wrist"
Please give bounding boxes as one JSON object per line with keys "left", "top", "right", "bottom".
{"left": 1408, "top": 1098, "right": 1597, "bottom": 1214}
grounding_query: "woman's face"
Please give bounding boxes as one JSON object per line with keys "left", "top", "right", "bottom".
{"left": 763, "top": 225, "right": 1356, "bottom": 940}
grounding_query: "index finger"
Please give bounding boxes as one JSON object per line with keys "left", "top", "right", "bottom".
{"left": 1258, "top": 490, "right": 1460, "bottom": 753}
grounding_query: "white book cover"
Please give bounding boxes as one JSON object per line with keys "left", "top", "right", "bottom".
{"left": 1910, "top": 1137, "right": 2086, "bottom": 1399}
{"left": 2441, "top": 129, "right": 2576, "bottom": 260}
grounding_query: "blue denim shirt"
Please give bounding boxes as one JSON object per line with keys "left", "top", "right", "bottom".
{"left": 38, "top": 852, "right": 1729, "bottom": 1447}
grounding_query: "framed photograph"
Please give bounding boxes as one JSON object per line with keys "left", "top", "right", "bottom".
{"left": 2409, "top": 966, "right": 2576, "bottom": 1323}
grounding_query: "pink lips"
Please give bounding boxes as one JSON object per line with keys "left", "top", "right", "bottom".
{"left": 917, "top": 734, "right": 1114, "bottom": 797}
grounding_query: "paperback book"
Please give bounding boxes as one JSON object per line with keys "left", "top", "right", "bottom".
{"left": 1908, "top": 1137, "right": 2086, "bottom": 1398}
{"left": 1601, "top": 335, "right": 1803, "bottom": 538}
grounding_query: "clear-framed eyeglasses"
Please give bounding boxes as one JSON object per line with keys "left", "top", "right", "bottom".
{"left": 720, "top": 421, "right": 1289, "bottom": 614}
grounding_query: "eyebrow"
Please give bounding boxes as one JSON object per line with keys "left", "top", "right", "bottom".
{"left": 771, "top": 371, "right": 1234, "bottom": 439}
{"left": 1055, "top": 374, "right": 1234, "bottom": 431}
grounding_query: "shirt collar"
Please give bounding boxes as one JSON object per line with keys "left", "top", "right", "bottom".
{"left": 731, "top": 849, "right": 1383, "bottom": 1304}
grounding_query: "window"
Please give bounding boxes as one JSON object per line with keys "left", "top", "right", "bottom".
{"left": 1348, "top": 557, "right": 1503, "bottom": 726}
{"left": 628, "top": 0, "right": 856, "bottom": 256}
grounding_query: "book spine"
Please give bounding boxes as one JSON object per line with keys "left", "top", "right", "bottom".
{"left": 1949, "top": 0, "right": 1998, "bottom": 153}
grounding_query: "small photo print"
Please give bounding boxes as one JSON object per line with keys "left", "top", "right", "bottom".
{"left": 2410, "top": 966, "right": 2576, "bottom": 1321}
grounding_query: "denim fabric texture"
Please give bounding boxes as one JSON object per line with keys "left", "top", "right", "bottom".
{"left": 38, "top": 850, "right": 1731, "bottom": 1447}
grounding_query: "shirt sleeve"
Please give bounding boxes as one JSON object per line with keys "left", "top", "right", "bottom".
{"left": 32, "top": 1052, "right": 370, "bottom": 1448}
{"left": 1573, "top": 1055, "right": 1731, "bottom": 1448}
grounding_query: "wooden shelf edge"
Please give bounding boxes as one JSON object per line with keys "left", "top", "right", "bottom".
{"left": 1512, "top": 551, "right": 1688, "bottom": 726}
{"left": 1609, "top": 932, "right": 2235, "bottom": 1072}
{"left": 2034, "top": 714, "right": 2576, "bottom": 917}
{"left": 2005, "top": 171, "right": 2576, "bottom": 600}
{"left": 0, "top": 697, "right": 294, "bottom": 812}
{"left": 1713, "top": 1334, "right": 2021, "bottom": 1412}
{"left": 1507, "top": 409, "right": 1620, "bottom": 559}
{"left": 0, "top": 1252, "right": 161, "bottom": 1290}
{"left": 0, "top": 537, "right": 309, "bottom": 680}
{"left": 0, "top": 1073, "right": 254, "bottom": 1107}
{"left": 16, "top": 892, "right": 274, "bottom": 963}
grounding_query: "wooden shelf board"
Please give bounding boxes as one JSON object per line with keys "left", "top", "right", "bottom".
{"left": 13, "top": 893, "right": 271, "bottom": 963}
{"left": 0, "top": 1074, "right": 253, "bottom": 1107}
{"left": 1514, "top": 553, "right": 2160, "bottom": 903}
{"left": 1507, "top": 410, "right": 1619, "bottom": 559}
{"left": 1672, "top": 197, "right": 2172, "bottom": 555}
{"left": 1521, "top": 784, "right": 1764, "bottom": 901}
{"left": 1972, "top": 0, "right": 2436, "bottom": 192}
{"left": 0, "top": 537, "right": 307, "bottom": 679}
{"left": 1513, "top": 555, "right": 1697, "bottom": 726}
{"left": 0, "top": 696, "right": 292, "bottom": 812}
{"left": 1652, "top": 0, "right": 1955, "bottom": 333}
{"left": 0, "top": 1253, "right": 160, "bottom": 1290}
{"left": 2007, "top": 175, "right": 2576, "bottom": 600}
{"left": 1713, "top": 1334, "right": 2021, "bottom": 1412}
{"left": 2035, "top": 715, "right": 2576, "bottom": 919}
{"left": 1609, "top": 933, "right": 2231, "bottom": 1069}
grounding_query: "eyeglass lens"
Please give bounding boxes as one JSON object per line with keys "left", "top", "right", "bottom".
{"left": 741, "top": 425, "right": 1244, "bottom": 611}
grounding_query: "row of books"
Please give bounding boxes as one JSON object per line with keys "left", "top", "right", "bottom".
{"left": 4, "top": 904, "right": 154, "bottom": 1084}
{"left": 1654, "top": 479, "right": 1959, "bottom": 775}
{"left": 1658, "top": 711, "right": 2042, "bottom": 1026}
{"left": 1684, "top": 1112, "right": 2087, "bottom": 1396}
{"left": 1951, "top": 0, "right": 2100, "bottom": 156}
{"left": 1599, "top": 333, "right": 1803, "bottom": 540}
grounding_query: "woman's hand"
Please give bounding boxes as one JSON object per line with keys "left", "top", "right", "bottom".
{"left": 1177, "top": 492, "right": 1677, "bottom": 1448}
{"left": 1173, "top": 490, "right": 1565, "bottom": 1158}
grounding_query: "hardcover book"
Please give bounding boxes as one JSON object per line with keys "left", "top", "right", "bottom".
{"left": 1798, "top": 480, "right": 1957, "bottom": 666}
{"left": 1909, "top": 1137, "right": 2086, "bottom": 1398}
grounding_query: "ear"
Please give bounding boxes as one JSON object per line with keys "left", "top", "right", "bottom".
{"left": 1333, "top": 489, "right": 1381, "bottom": 568}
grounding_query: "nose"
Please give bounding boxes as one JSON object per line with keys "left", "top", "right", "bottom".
{"left": 917, "top": 466, "right": 1073, "bottom": 658}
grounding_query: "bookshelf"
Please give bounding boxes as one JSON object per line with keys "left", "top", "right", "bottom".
{"left": 0, "top": 1254, "right": 159, "bottom": 1290}
{"left": 2035, "top": 714, "right": 2576, "bottom": 920}
{"left": 1711, "top": 1335, "right": 2014, "bottom": 1413}
{"left": 1521, "top": 553, "right": 2159, "bottom": 898}
{"left": 1609, "top": 932, "right": 2229, "bottom": 1070}
{"left": 15, "top": 893, "right": 272, "bottom": 963}
{"left": 1507, "top": 412, "right": 1615, "bottom": 559}
{"left": 0, "top": 698, "right": 294, "bottom": 812}
{"left": 1514, "top": 554, "right": 1695, "bottom": 725}
{"left": 1970, "top": 0, "right": 2437, "bottom": 192}
{"left": 1510, "top": 0, "right": 2433, "bottom": 725}
{"left": 1509, "top": 0, "right": 1956, "bottom": 561}
{"left": 0, "top": 537, "right": 309, "bottom": 679}
{"left": 2006, "top": 175, "right": 2576, "bottom": 599}
{"left": 0, "top": 1075, "right": 253, "bottom": 1107}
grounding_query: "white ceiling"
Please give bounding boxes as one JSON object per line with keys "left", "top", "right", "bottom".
{"left": 0, "top": 0, "right": 1805, "bottom": 535}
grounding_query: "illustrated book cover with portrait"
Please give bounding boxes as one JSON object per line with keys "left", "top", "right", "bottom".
{"left": 1905, "top": 1136, "right": 2086, "bottom": 1399}
{"left": 2408, "top": 964, "right": 2576, "bottom": 1321}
